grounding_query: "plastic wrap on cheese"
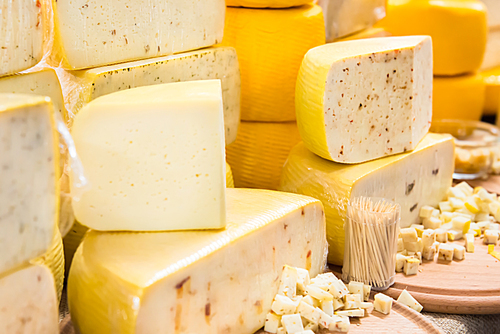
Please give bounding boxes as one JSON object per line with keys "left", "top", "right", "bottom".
{"left": 481, "top": 29, "right": 500, "bottom": 71}
{"left": 481, "top": 66, "right": 500, "bottom": 116}
{"left": 226, "top": 121, "right": 302, "bottom": 190}
{"left": 279, "top": 134, "right": 454, "bottom": 265}
{"left": 68, "top": 188, "right": 328, "bottom": 334}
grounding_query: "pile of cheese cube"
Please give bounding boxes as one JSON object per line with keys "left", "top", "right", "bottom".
{"left": 397, "top": 182, "right": 500, "bottom": 275}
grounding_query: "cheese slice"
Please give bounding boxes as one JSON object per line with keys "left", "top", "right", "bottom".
{"left": 481, "top": 29, "right": 500, "bottom": 71}
{"left": 226, "top": 162, "right": 235, "bottom": 188}
{"left": 226, "top": 0, "right": 313, "bottom": 7}
{"left": 0, "top": 0, "right": 43, "bottom": 77}
{"left": 47, "top": 0, "right": 225, "bottom": 70}
{"left": 0, "top": 67, "right": 67, "bottom": 121}
{"left": 57, "top": 46, "right": 241, "bottom": 145}
{"left": 279, "top": 133, "right": 454, "bottom": 265}
{"left": 70, "top": 81, "right": 226, "bottom": 231}
{"left": 481, "top": 66, "right": 500, "bottom": 115}
{"left": 221, "top": 5, "right": 325, "bottom": 122}
{"left": 433, "top": 74, "right": 485, "bottom": 121}
{"left": 68, "top": 188, "right": 327, "bottom": 334}
{"left": 338, "top": 27, "right": 392, "bottom": 41}
{"left": 318, "top": 0, "right": 387, "bottom": 42}
{"left": 0, "top": 264, "right": 58, "bottom": 334}
{"left": 226, "top": 121, "right": 302, "bottom": 190}
{"left": 0, "top": 94, "right": 59, "bottom": 275}
{"left": 375, "top": 0, "right": 488, "bottom": 75}
{"left": 481, "top": 0, "right": 500, "bottom": 28}
{"left": 296, "top": 36, "right": 433, "bottom": 163}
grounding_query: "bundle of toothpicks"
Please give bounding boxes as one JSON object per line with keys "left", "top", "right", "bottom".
{"left": 342, "top": 197, "right": 400, "bottom": 290}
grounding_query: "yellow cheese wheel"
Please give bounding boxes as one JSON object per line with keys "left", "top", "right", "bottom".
{"left": 375, "top": 0, "right": 488, "bottom": 76}
{"left": 226, "top": 0, "right": 313, "bottom": 8}
{"left": 433, "top": 74, "right": 485, "bottom": 121}
{"left": 221, "top": 5, "right": 325, "bottom": 122}
{"left": 226, "top": 121, "right": 302, "bottom": 190}
{"left": 481, "top": 66, "right": 500, "bottom": 115}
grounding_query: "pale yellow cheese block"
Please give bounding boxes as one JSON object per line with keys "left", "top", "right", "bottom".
{"left": 481, "top": 66, "right": 500, "bottom": 115}
{"left": 481, "top": 0, "right": 500, "bottom": 28}
{"left": 375, "top": 0, "right": 488, "bottom": 76}
{"left": 221, "top": 5, "right": 325, "bottom": 122}
{"left": 226, "top": 121, "right": 302, "bottom": 190}
{"left": 481, "top": 29, "right": 500, "bottom": 71}
{"left": 279, "top": 134, "right": 454, "bottom": 265}
{"left": 226, "top": 0, "right": 313, "bottom": 7}
{"left": 68, "top": 188, "right": 327, "bottom": 334}
{"left": 433, "top": 74, "right": 485, "bottom": 121}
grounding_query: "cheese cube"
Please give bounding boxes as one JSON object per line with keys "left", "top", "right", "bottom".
{"left": 422, "top": 229, "right": 436, "bottom": 248}
{"left": 433, "top": 241, "right": 441, "bottom": 251}
{"left": 282, "top": 314, "right": 305, "bottom": 333}
{"left": 279, "top": 134, "right": 454, "bottom": 265}
{"left": 441, "top": 222, "right": 453, "bottom": 230}
{"left": 441, "top": 212, "right": 454, "bottom": 223}
{"left": 438, "top": 244, "right": 455, "bottom": 261}
{"left": 401, "top": 228, "right": 418, "bottom": 243}
{"left": 328, "top": 315, "right": 350, "bottom": 332}
{"left": 321, "top": 300, "right": 334, "bottom": 317}
{"left": 477, "top": 188, "right": 495, "bottom": 203}
{"left": 304, "top": 322, "right": 319, "bottom": 332}
{"left": 226, "top": 0, "right": 312, "bottom": 7}
{"left": 361, "top": 302, "right": 373, "bottom": 309}
{"left": 465, "top": 233, "right": 475, "bottom": 253}
{"left": 465, "top": 197, "right": 480, "bottom": 214}
{"left": 327, "top": 279, "right": 349, "bottom": 299}
{"left": 296, "top": 268, "right": 311, "bottom": 295}
{"left": 0, "top": 264, "right": 58, "bottom": 334}
{"left": 432, "top": 209, "right": 441, "bottom": 218}
{"left": 477, "top": 220, "right": 492, "bottom": 232}
{"left": 448, "top": 230, "right": 463, "bottom": 241}
{"left": 453, "top": 245, "right": 466, "bottom": 260}
{"left": 420, "top": 206, "right": 435, "bottom": 219}
{"left": 296, "top": 36, "right": 432, "bottom": 164}
{"left": 0, "top": 94, "right": 58, "bottom": 274}
{"left": 277, "top": 327, "right": 286, "bottom": 334}
{"left": 48, "top": 0, "right": 225, "bottom": 70}
{"left": 70, "top": 81, "right": 226, "bottom": 231}
{"left": 302, "top": 295, "right": 320, "bottom": 308}
{"left": 332, "top": 298, "right": 345, "bottom": 311}
{"left": 347, "top": 281, "right": 364, "bottom": 300}
{"left": 435, "top": 229, "right": 448, "bottom": 243}
{"left": 439, "top": 201, "right": 453, "bottom": 212}
{"left": 222, "top": 5, "right": 324, "bottom": 122}
{"left": 456, "top": 182, "right": 474, "bottom": 196}
{"left": 344, "top": 294, "right": 362, "bottom": 310}
{"left": 484, "top": 230, "right": 499, "bottom": 245}
{"left": 306, "top": 285, "right": 334, "bottom": 301}
{"left": 68, "top": 189, "right": 327, "bottom": 333}
{"left": 423, "top": 217, "right": 442, "bottom": 230}
{"left": 447, "top": 187, "right": 467, "bottom": 200}
{"left": 397, "top": 289, "right": 423, "bottom": 313}
{"left": 397, "top": 238, "right": 405, "bottom": 252}
{"left": 452, "top": 216, "right": 472, "bottom": 234}
{"left": 334, "top": 309, "right": 364, "bottom": 317}
{"left": 373, "top": 293, "right": 393, "bottom": 315}
{"left": 297, "top": 300, "right": 321, "bottom": 323}
{"left": 265, "top": 312, "right": 282, "bottom": 333}
{"left": 296, "top": 331, "right": 315, "bottom": 334}
{"left": 490, "top": 224, "right": 500, "bottom": 231}
{"left": 363, "top": 285, "right": 371, "bottom": 302}
{"left": 317, "top": 307, "right": 335, "bottom": 328}
{"left": 422, "top": 246, "right": 436, "bottom": 261}
{"left": 59, "top": 46, "right": 241, "bottom": 145}
{"left": 474, "top": 213, "right": 490, "bottom": 222}
{"left": 411, "top": 224, "right": 425, "bottom": 237}
{"left": 404, "top": 258, "right": 420, "bottom": 275}
{"left": 414, "top": 252, "right": 422, "bottom": 264}
{"left": 278, "top": 266, "right": 299, "bottom": 298}
{"left": 450, "top": 197, "right": 465, "bottom": 210}
{"left": 272, "top": 295, "right": 300, "bottom": 315}
{"left": 396, "top": 254, "right": 407, "bottom": 272}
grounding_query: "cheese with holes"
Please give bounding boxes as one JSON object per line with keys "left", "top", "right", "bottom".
{"left": 0, "top": 0, "right": 43, "bottom": 77}
{"left": 433, "top": 74, "right": 485, "bottom": 121}
{"left": 318, "top": 0, "right": 386, "bottom": 42}
{"left": 226, "top": 0, "right": 312, "bottom": 7}
{"left": 0, "top": 264, "right": 58, "bottom": 334}
{"left": 0, "top": 94, "right": 58, "bottom": 274}
{"left": 338, "top": 27, "right": 392, "bottom": 41}
{"left": 481, "top": 66, "right": 500, "bottom": 115}
{"left": 0, "top": 67, "right": 67, "bottom": 121}
{"left": 376, "top": 0, "right": 488, "bottom": 75}
{"left": 279, "top": 134, "right": 454, "bottom": 265}
{"left": 481, "top": 0, "right": 500, "bottom": 28}
{"left": 221, "top": 5, "right": 325, "bottom": 122}
{"left": 296, "top": 36, "right": 432, "bottom": 164}
{"left": 226, "top": 121, "right": 302, "bottom": 190}
{"left": 68, "top": 188, "right": 327, "bottom": 334}
{"left": 47, "top": 0, "right": 225, "bottom": 70}
{"left": 482, "top": 30, "right": 500, "bottom": 71}
{"left": 70, "top": 81, "right": 226, "bottom": 231}
{"left": 57, "top": 46, "right": 241, "bottom": 145}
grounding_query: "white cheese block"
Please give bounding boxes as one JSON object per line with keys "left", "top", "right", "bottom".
{"left": 68, "top": 188, "right": 327, "bottom": 334}
{"left": 373, "top": 293, "right": 393, "bottom": 314}
{"left": 47, "top": 0, "right": 225, "bottom": 70}
{"left": 481, "top": 0, "right": 500, "bottom": 28}
{"left": 397, "top": 289, "right": 423, "bottom": 312}
{"left": 0, "top": 264, "right": 58, "bottom": 334}
{"left": 296, "top": 36, "right": 433, "bottom": 163}
{"left": 279, "top": 133, "right": 454, "bottom": 265}
{"left": 70, "top": 81, "right": 226, "bottom": 231}
{"left": 0, "top": 94, "right": 58, "bottom": 274}
{"left": 319, "top": 0, "right": 387, "bottom": 42}
{"left": 481, "top": 29, "right": 500, "bottom": 70}
{"left": 57, "top": 46, "right": 241, "bottom": 145}
{"left": 0, "top": 0, "right": 43, "bottom": 77}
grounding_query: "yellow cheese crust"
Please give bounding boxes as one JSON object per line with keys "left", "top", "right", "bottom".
{"left": 481, "top": 66, "right": 500, "bottom": 115}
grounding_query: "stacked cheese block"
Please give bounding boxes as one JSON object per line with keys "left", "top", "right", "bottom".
{"left": 280, "top": 35, "right": 457, "bottom": 266}
{"left": 223, "top": 1, "right": 325, "bottom": 190}
{"left": 374, "top": 0, "right": 489, "bottom": 121}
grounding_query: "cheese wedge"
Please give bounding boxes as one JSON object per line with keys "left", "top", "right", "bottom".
{"left": 338, "top": 27, "right": 392, "bottom": 41}
{"left": 481, "top": 66, "right": 500, "bottom": 115}
{"left": 433, "top": 74, "right": 485, "bottom": 121}
{"left": 481, "top": 29, "right": 500, "bottom": 71}
{"left": 482, "top": 0, "right": 500, "bottom": 28}
{"left": 221, "top": 5, "right": 325, "bottom": 122}
{"left": 57, "top": 46, "right": 241, "bottom": 145}
{"left": 279, "top": 133, "right": 454, "bottom": 265}
{"left": 0, "top": 264, "right": 58, "bottom": 334}
{"left": 0, "top": 67, "right": 67, "bottom": 121}
{"left": 70, "top": 81, "right": 226, "bottom": 231}
{"left": 68, "top": 188, "right": 327, "bottom": 334}
{"left": 375, "top": 0, "right": 488, "bottom": 75}
{"left": 0, "top": 94, "right": 59, "bottom": 275}
{"left": 47, "top": 0, "right": 225, "bottom": 70}
{"left": 226, "top": 121, "right": 302, "bottom": 190}
{"left": 0, "top": 0, "right": 43, "bottom": 77}
{"left": 296, "top": 36, "right": 433, "bottom": 163}
{"left": 226, "top": 0, "right": 313, "bottom": 7}
{"left": 318, "top": 0, "right": 387, "bottom": 42}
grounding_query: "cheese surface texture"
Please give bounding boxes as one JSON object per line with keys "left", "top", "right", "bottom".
{"left": 68, "top": 188, "right": 327, "bottom": 334}
{"left": 226, "top": 0, "right": 313, "bottom": 7}
{"left": 71, "top": 81, "right": 226, "bottom": 231}
{"left": 48, "top": 0, "right": 225, "bottom": 70}
{"left": 58, "top": 46, "right": 241, "bottom": 145}
{"left": 481, "top": 66, "right": 500, "bottom": 115}
{"left": 0, "top": 0, "right": 43, "bottom": 77}
{"left": 221, "top": 5, "right": 325, "bottom": 122}
{"left": 433, "top": 74, "right": 485, "bottom": 121}
{"left": 0, "top": 264, "right": 58, "bottom": 334}
{"left": 226, "top": 121, "right": 302, "bottom": 190}
{"left": 279, "top": 134, "right": 454, "bottom": 265}
{"left": 376, "top": 0, "right": 488, "bottom": 75}
{"left": 0, "top": 94, "right": 58, "bottom": 275}
{"left": 296, "top": 36, "right": 433, "bottom": 164}
{"left": 481, "top": 29, "right": 500, "bottom": 71}
{"left": 318, "top": 0, "right": 387, "bottom": 42}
